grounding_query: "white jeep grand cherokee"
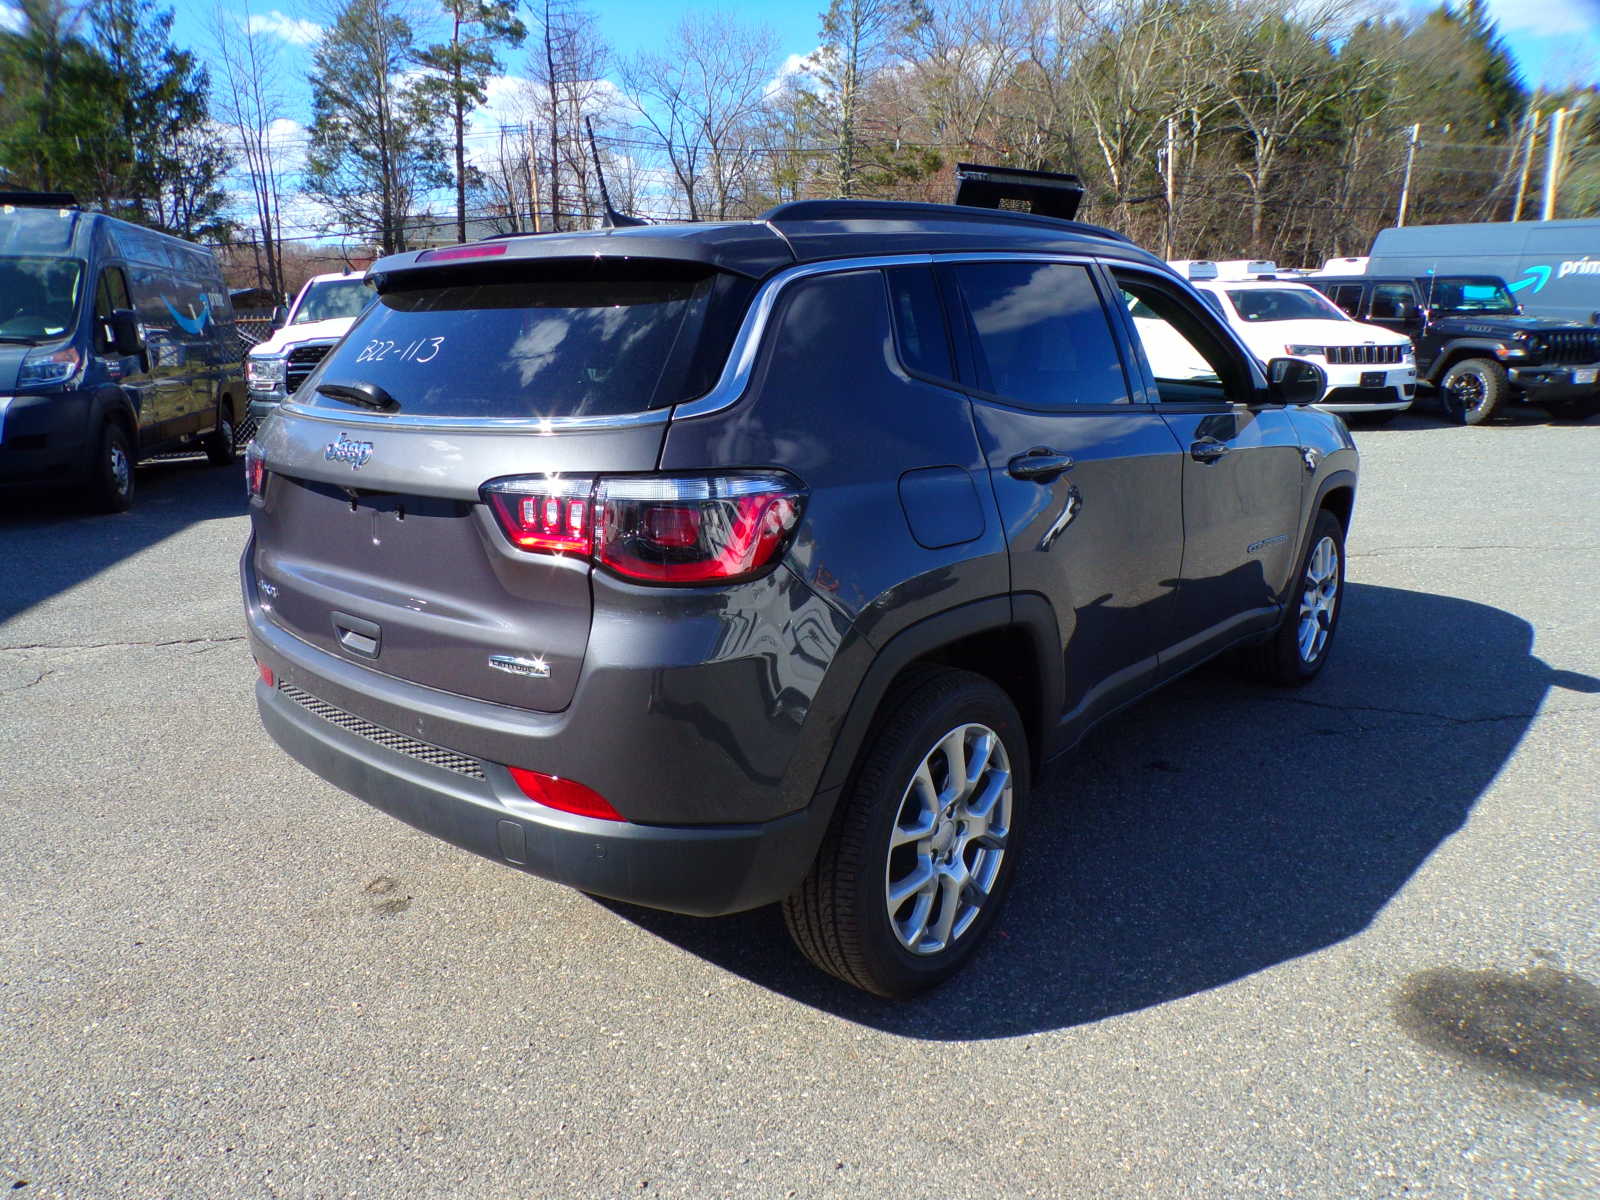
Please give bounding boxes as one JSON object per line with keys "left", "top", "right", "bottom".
{"left": 245, "top": 271, "right": 373, "bottom": 425}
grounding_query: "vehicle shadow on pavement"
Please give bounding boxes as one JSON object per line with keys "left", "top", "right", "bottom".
{"left": 0, "top": 455, "right": 244, "bottom": 625}
{"left": 602, "top": 582, "right": 1600, "bottom": 1038}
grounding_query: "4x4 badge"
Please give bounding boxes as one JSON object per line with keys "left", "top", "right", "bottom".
{"left": 325, "top": 433, "right": 374, "bottom": 469}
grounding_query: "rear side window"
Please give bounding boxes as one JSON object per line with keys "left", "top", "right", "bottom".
{"left": 1369, "top": 284, "right": 1416, "bottom": 319}
{"left": 1327, "top": 284, "right": 1363, "bottom": 316}
{"left": 948, "top": 261, "right": 1128, "bottom": 409}
{"left": 302, "top": 260, "right": 750, "bottom": 419}
{"left": 885, "top": 266, "right": 954, "bottom": 380}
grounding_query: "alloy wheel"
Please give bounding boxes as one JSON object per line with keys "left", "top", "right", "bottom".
{"left": 884, "top": 722, "right": 1012, "bottom": 956}
{"left": 1297, "top": 535, "right": 1340, "bottom": 663}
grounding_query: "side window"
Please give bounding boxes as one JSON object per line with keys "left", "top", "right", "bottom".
{"left": 885, "top": 266, "right": 954, "bottom": 381}
{"left": 948, "top": 261, "right": 1128, "bottom": 409}
{"left": 1328, "top": 284, "right": 1363, "bottom": 316}
{"left": 93, "top": 267, "right": 131, "bottom": 352}
{"left": 1114, "top": 270, "right": 1247, "bottom": 404}
{"left": 1369, "top": 284, "right": 1415, "bottom": 320}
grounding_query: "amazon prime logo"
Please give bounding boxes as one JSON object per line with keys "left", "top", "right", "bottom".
{"left": 325, "top": 432, "right": 374, "bottom": 469}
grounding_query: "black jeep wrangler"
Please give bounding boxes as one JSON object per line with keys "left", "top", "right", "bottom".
{"left": 1308, "top": 274, "right": 1600, "bottom": 424}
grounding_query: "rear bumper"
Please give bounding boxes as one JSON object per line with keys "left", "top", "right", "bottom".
{"left": 257, "top": 677, "right": 832, "bottom": 916}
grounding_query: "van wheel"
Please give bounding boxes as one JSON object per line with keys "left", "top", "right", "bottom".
{"left": 91, "top": 420, "right": 135, "bottom": 513}
{"left": 204, "top": 399, "right": 237, "bottom": 465}
{"left": 1439, "top": 358, "right": 1507, "bottom": 425}
{"left": 1238, "top": 508, "right": 1345, "bottom": 686}
{"left": 782, "top": 667, "right": 1029, "bottom": 998}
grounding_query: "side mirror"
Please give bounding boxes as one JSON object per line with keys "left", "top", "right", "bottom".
{"left": 1265, "top": 357, "right": 1326, "bottom": 406}
{"left": 270, "top": 305, "right": 289, "bottom": 332}
{"left": 107, "top": 309, "right": 145, "bottom": 356}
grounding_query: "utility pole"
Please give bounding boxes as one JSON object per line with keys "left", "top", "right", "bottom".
{"left": 1396, "top": 123, "right": 1421, "bottom": 227}
{"left": 1541, "top": 107, "right": 1569, "bottom": 221}
{"left": 1512, "top": 108, "right": 1540, "bottom": 221}
{"left": 1162, "top": 116, "right": 1177, "bottom": 260}
{"left": 527, "top": 122, "right": 543, "bottom": 232}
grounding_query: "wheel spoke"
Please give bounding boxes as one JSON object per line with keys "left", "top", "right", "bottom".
{"left": 928, "top": 864, "right": 967, "bottom": 948}
{"left": 936, "top": 727, "right": 970, "bottom": 803}
{"left": 888, "top": 855, "right": 935, "bottom": 909}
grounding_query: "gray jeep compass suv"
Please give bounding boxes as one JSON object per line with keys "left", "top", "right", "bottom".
{"left": 243, "top": 171, "right": 1357, "bottom": 997}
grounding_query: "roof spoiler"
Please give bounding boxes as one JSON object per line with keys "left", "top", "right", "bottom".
{"left": 953, "top": 163, "right": 1083, "bottom": 222}
{"left": 0, "top": 190, "right": 80, "bottom": 209}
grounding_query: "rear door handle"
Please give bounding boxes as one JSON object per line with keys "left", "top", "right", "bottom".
{"left": 1190, "top": 438, "right": 1230, "bottom": 463}
{"left": 1007, "top": 447, "right": 1075, "bottom": 482}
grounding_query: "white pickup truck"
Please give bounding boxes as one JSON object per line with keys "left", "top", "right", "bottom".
{"left": 245, "top": 271, "right": 372, "bottom": 425}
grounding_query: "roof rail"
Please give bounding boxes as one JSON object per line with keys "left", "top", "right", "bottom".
{"left": 954, "top": 163, "right": 1083, "bottom": 221}
{"left": 761, "top": 197, "right": 1130, "bottom": 244}
{"left": 0, "top": 190, "right": 80, "bottom": 209}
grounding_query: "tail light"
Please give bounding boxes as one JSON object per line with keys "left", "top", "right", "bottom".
{"left": 508, "top": 766, "right": 623, "bottom": 821}
{"left": 245, "top": 440, "right": 268, "bottom": 500}
{"left": 483, "top": 473, "right": 804, "bottom": 584}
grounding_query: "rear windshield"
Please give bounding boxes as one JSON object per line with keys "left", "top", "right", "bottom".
{"left": 299, "top": 260, "right": 748, "bottom": 419}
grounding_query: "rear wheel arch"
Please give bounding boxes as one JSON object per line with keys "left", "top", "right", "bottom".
{"left": 816, "top": 597, "right": 1061, "bottom": 797}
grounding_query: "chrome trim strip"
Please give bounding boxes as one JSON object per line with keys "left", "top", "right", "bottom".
{"left": 275, "top": 401, "right": 670, "bottom": 433}
{"left": 672, "top": 253, "right": 935, "bottom": 420}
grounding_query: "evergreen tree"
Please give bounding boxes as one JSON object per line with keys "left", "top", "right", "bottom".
{"left": 305, "top": 0, "right": 451, "bottom": 253}
{"left": 417, "top": 0, "right": 526, "bottom": 243}
{"left": 0, "top": 0, "right": 118, "bottom": 195}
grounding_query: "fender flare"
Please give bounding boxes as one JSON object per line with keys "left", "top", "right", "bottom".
{"left": 814, "top": 594, "right": 1064, "bottom": 796}
{"left": 1283, "top": 468, "right": 1358, "bottom": 606}
{"left": 1425, "top": 340, "right": 1507, "bottom": 384}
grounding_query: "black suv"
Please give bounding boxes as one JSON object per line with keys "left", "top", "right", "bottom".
{"left": 1307, "top": 274, "right": 1600, "bottom": 424}
{"left": 242, "top": 176, "right": 1357, "bottom": 996}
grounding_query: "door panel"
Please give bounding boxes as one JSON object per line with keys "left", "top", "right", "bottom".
{"left": 1157, "top": 406, "right": 1307, "bottom": 658}
{"left": 972, "top": 404, "right": 1183, "bottom": 717}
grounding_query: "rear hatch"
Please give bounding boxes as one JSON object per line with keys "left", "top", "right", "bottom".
{"left": 249, "top": 256, "right": 755, "bottom": 712}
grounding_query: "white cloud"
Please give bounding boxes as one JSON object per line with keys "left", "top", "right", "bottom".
{"left": 0, "top": 5, "right": 24, "bottom": 34}
{"left": 244, "top": 10, "right": 322, "bottom": 47}
{"left": 1482, "top": 0, "right": 1600, "bottom": 38}
{"left": 766, "top": 48, "right": 824, "bottom": 98}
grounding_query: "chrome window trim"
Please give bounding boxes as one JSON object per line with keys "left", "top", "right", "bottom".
{"left": 276, "top": 249, "right": 1158, "bottom": 432}
{"left": 672, "top": 253, "right": 936, "bottom": 421}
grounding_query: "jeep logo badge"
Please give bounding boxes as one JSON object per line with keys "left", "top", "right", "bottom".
{"left": 325, "top": 433, "right": 374, "bottom": 469}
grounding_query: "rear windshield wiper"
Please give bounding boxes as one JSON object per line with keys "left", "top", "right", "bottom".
{"left": 315, "top": 381, "right": 399, "bottom": 412}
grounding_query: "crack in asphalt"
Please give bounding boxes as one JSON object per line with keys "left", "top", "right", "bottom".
{"left": 1266, "top": 693, "right": 1594, "bottom": 727}
{"left": 0, "top": 635, "right": 247, "bottom": 654}
{"left": 1351, "top": 544, "right": 1599, "bottom": 557}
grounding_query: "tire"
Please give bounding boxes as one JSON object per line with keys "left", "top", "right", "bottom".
{"left": 782, "top": 666, "right": 1029, "bottom": 998}
{"left": 204, "top": 397, "right": 237, "bottom": 466}
{"left": 1545, "top": 397, "right": 1598, "bottom": 423}
{"left": 1238, "top": 508, "right": 1345, "bottom": 686}
{"left": 1438, "top": 357, "right": 1507, "bottom": 425}
{"left": 89, "top": 419, "right": 135, "bottom": 513}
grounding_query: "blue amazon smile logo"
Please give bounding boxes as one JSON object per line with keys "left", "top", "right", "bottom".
{"left": 1508, "top": 265, "right": 1551, "bottom": 294}
{"left": 161, "top": 295, "right": 212, "bottom": 335}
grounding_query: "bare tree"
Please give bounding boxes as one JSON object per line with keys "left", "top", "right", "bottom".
{"left": 208, "top": 1, "right": 288, "bottom": 294}
{"left": 621, "top": 11, "right": 778, "bottom": 219}
{"left": 526, "top": 0, "right": 609, "bottom": 229}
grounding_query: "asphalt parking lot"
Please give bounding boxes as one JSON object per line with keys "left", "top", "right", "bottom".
{"left": 2, "top": 408, "right": 1597, "bottom": 1199}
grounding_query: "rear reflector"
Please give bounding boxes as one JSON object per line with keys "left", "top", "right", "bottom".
{"left": 482, "top": 473, "right": 805, "bottom": 585}
{"left": 508, "top": 767, "right": 624, "bottom": 821}
{"left": 245, "top": 440, "right": 267, "bottom": 499}
{"left": 417, "top": 242, "right": 509, "bottom": 263}
{"left": 256, "top": 660, "right": 275, "bottom": 688}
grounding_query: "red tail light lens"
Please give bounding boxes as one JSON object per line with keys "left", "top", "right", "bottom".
{"left": 596, "top": 475, "right": 803, "bottom": 583}
{"left": 508, "top": 766, "right": 624, "bottom": 821}
{"left": 482, "top": 473, "right": 805, "bottom": 584}
{"left": 417, "top": 242, "right": 508, "bottom": 263}
{"left": 245, "top": 440, "right": 267, "bottom": 500}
